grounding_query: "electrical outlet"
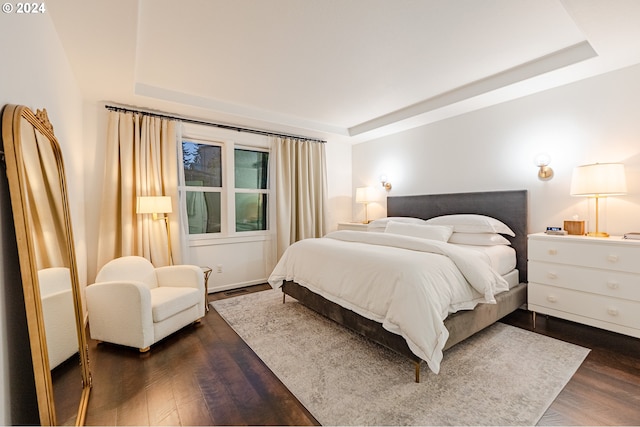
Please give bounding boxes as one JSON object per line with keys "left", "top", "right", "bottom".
{"left": 216, "top": 264, "right": 223, "bottom": 273}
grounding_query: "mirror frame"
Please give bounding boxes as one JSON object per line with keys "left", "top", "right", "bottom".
{"left": 1, "top": 104, "right": 91, "bottom": 425}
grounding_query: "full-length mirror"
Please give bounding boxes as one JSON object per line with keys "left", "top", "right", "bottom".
{"left": 1, "top": 105, "right": 91, "bottom": 425}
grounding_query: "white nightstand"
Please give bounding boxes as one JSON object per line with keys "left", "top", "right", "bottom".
{"left": 337, "top": 222, "right": 369, "bottom": 231}
{"left": 528, "top": 232, "right": 640, "bottom": 338}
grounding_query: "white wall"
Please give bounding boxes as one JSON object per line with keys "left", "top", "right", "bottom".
{"left": 353, "top": 63, "right": 640, "bottom": 237}
{"left": 325, "top": 139, "right": 354, "bottom": 230}
{"left": 0, "top": 12, "right": 84, "bottom": 424}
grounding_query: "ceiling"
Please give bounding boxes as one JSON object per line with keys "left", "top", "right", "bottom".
{"left": 48, "top": 0, "right": 640, "bottom": 143}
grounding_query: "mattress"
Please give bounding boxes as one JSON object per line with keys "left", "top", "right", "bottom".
{"left": 502, "top": 269, "right": 520, "bottom": 289}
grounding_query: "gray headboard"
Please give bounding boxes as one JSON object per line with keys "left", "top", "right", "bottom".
{"left": 387, "top": 190, "right": 528, "bottom": 283}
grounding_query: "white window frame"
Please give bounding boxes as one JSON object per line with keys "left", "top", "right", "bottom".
{"left": 233, "top": 144, "right": 270, "bottom": 233}
{"left": 178, "top": 123, "right": 274, "bottom": 245}
{"left": 180, "top": 137, "right": 225, "bottom": 238}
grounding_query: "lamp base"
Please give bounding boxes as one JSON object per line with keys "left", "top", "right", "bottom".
{"left": 587, "top": 231, "right": 610, "bottom": 238}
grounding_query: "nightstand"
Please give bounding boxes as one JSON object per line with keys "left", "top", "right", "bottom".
{"left": 337, "top": 222, "right": 369, "bottom": 231}
{"left": 528, "top": 232, "right": 640, "bottom": 338}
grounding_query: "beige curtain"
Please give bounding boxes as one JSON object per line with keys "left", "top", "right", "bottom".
{"left": 275, "top": 137, "right": 327, "bottom": 259}
{"left": 97, "top": 111, "right": 181, "bottom": 269}
{"left": 21, "top": 122, "right": 69, "bottom": 268}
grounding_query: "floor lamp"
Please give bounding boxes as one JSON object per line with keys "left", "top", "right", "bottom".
{"left": 570, "top": 163, "right": 627, "bottom": 237}
{"left": 136, "top": 196, "right": 173, "bottom": 263}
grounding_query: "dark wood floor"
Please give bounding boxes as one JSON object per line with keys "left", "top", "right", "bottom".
{"left": 502, "top": 309, "right": 640, "bottom": 426}
{"left": 73, "top": 285, "right": 640, "bottom": 426}
{"left": 83, "top": 284, "right": 317, "bottom": 426}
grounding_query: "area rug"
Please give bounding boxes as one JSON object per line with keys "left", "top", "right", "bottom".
{"left": 212, "top": 289, "right": 589, "bottom": 426}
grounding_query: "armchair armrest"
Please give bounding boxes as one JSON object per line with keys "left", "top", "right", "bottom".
{"left": 155, "top": 265, "right": 204, "bottom": 293}
{"left": 85, "top": 281, "right": 154, "bottom": 349}
{"left": 41, "top": 288, "right": 77, "bottom": 369}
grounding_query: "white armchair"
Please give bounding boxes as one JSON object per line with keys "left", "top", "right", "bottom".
{"left": 86, "top": 256, "right": 205, "bottom": 352}
{"left": 39, "top": 267, "right": 78, "bottom": 369}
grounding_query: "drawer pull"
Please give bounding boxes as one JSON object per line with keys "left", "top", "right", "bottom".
{"left": 606, "top": 281, "right": 619, "bottom": 290}
{"left": 607, "top": 254, "right": 619, "bottom": 263}
{"left": 547, "top": 272, "right": 558, "bottom": 279}
{"left": 607, "top": 308, "right": 619, "bottom": 317}
{"left": 548, "top": 249, "right": 557, "bottom": 256}
{"left": 546, "top": 295, "right": 558, "bottom": 303}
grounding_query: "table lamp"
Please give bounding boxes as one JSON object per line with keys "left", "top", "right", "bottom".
{"left": 570, "top": 163, "right": 627, "bottom": 237}
{"left": 355, "top": 187, "right": 375, "bottom": 224}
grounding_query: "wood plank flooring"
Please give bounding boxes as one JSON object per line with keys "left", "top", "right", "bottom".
{"left": 73, "top": 285, "right": 640, "bottom": 425}
{"left": 501, "top": 309, "right": 640, "bottom": 426}
{"left": 83, "top": 284, "right": 317, "bottom": 426}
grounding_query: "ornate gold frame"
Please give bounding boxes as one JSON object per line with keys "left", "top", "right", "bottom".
{"left": 1, "top": 105, "right": 91, "bottom": 425}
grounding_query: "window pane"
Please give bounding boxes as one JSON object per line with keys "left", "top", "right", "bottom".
{"left": 186, "top": 191, "right": 221, "bottom": 234}
{"left": 235, "top": 193, "right": 267, "bottom": 231}
{"left": 183, "top": 141, "right": 222, "bottom": 187}
{"left": 235, "top": 149, "right": 268, "bottom": 189}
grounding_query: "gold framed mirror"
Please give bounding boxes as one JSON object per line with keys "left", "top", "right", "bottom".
{"left": 1, "top": 105, "right": 91, "bottom": 425}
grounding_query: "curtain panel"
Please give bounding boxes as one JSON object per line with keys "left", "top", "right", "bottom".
{"left": 274, "top": 137, "right": 327, "bottom": 259}
{"left": 22, "top": 128, "right": 69, "bottom": 268}
{"left": 97, "top": 111, "right": 181, "bottom": 269}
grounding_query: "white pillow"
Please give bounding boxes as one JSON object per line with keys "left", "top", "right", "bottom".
{"left": 425, "top": 214, "right": 515, "bottom": 237}
{"left": 385, "top": 221, "right": 453, "bottom": 242}
{"left": 368, "top": 216, "right": 425, "bottom": 231}
{"left": 448, "top": 232, "right": 511, "bottom": 246}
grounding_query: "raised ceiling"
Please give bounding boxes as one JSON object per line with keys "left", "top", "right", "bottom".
{"left": 48, "top": 0, "right": 640, "bottom": 143}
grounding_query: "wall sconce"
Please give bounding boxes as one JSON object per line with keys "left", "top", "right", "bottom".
{"left": 570, "top": 163, "right": 627, "bottom": 237}
{"left": 534, "top": 153, "right": 553, "bottom": 181}
{"left": 355, "top": 187, "right": 375, "bottom": 224}
{"left": 136, "top": 195, "right": 173, "bottom": 263}
{"left": 380, "top": 175, "right": 392, "bottom": 191}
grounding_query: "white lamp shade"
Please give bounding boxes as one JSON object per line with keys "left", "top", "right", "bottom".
{"left": 136, "top": 196, "right": 173, "bottom": 214}
{"left": 355, "top": 187, "right": 375, "bottom": 204}
{"left": 570, "top": 163, "right": 627, "bottom": 197}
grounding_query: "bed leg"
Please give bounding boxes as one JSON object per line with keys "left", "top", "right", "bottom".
{"left": 414, "top": 360, "right": 421, "bottom": 383}
{"left": 532, "top": 311, "right": 536, "bottom": 329}
{"left": 282, "top": 291, "right": 286, "bottom": 304}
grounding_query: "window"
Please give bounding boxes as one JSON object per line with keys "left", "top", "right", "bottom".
{"left": 182, "top": 141, "right": 222, "bottom": 234}
{"left": 180, "top": 138, "right": 270, "bottom": 237}
{"left": 235, "top": 148, "right": 269, "bottom": 232}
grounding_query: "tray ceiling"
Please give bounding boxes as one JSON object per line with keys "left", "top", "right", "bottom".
{"left": 48, "top": 0, "right": 640, "bottom": 142}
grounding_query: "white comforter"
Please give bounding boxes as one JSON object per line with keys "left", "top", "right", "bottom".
{"left": 268, "top": 230, "right": 509, "bottom": 374}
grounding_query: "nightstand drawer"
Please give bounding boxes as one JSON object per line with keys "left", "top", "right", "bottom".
{"left": 529, "top": 283, "right": 640, "bottom": 330}
{"left": 529, "top": 238, "right": 640, "bottom": 274}
{"left": 528, "top": 260, "right": 640, "bottom": 302}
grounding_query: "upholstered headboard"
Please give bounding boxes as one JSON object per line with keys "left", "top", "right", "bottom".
{"left": 387, "top": 190, "right": 528, "bottom": 283}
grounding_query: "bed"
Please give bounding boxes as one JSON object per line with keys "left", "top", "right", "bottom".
{"left": 268, "top": 190, "right": 528, "bottom": 382}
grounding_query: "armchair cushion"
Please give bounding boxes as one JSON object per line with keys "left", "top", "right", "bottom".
{"left": 151, "top": 287, "right": 201, "bottom": 322}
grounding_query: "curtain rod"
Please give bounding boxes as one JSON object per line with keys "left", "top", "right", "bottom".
{"left": 104, "top": 104, "right": 326, "bottom": 144}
